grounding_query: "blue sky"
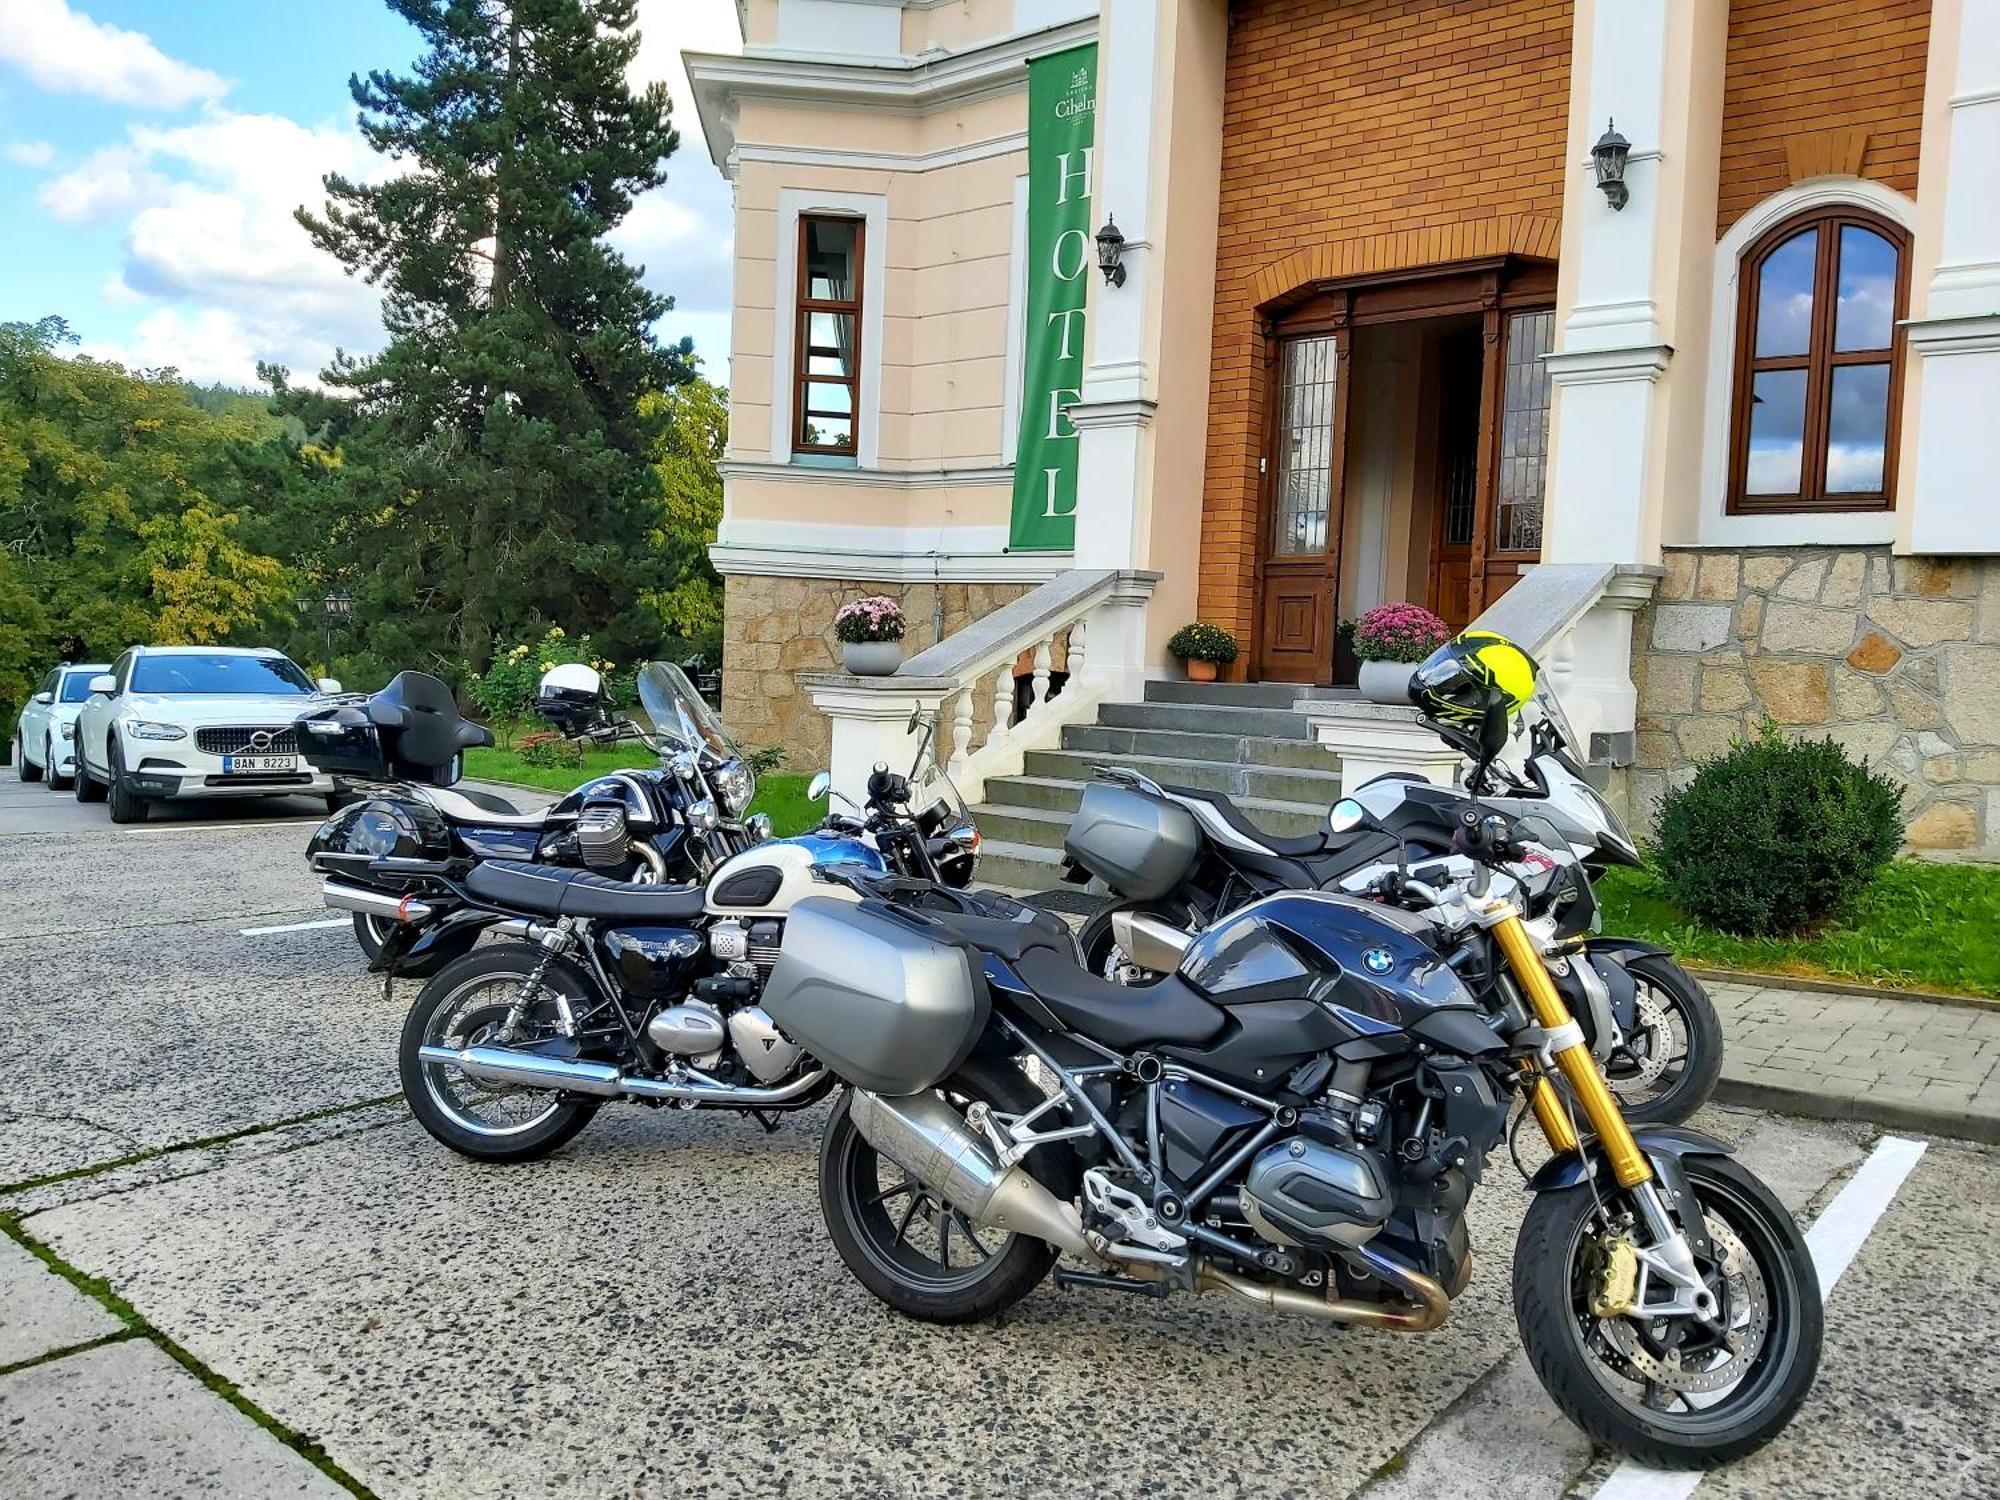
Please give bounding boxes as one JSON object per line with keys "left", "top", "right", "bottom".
{"left": 0, "top": 0, "right": 740, "bottom": 387}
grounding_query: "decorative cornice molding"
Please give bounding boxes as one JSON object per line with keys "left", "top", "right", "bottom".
{"left": 1543, "top": 344, "right": 1672, "bottom": 387}
{"left": 1065, "top": 397, "right": 1157, "bottom": 431}
{"left": 1903, "top": 312, "right": 2000, "bottom": 358}
{"left": 734, "top": 134, "right": 1027, "bottom": 175}
{"left": 719, "top": 459, "right": 1012, "bottom": 488}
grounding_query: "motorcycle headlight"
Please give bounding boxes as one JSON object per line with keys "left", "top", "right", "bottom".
{"left": 686, "top": 797, "right": 720, "bottom": 834}
{"left": 744, "top": 812, "right": 772, "bottom": 842}
{"left": 713, "top": 758, "right": 755, "bottom": 819}
{"left": 124, "top": 719, "right": 186, "bottom": 741}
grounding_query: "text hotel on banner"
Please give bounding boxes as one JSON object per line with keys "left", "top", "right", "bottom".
{"left": 1009, "top": 44, "right": 1097, "bottom": 551}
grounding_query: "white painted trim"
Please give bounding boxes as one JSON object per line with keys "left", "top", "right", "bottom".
{"left": 1693, "top": 178, "right": 1917, "bottom": 550}
{"left": 711, "top": 515, "right": 1072, "bottom": 582}
{"left": 771, "top": 188, "right": 888, "bottom": 468}
{"left": 683, "top": 16, "right": 1097, "bottom": 171}
{"left": 1001, "top": 173, "right": 1030, "bottom": 463}
{"left": 719, "top": 459, "right": 1011, "bottom": 487}
{"left": 735, "top": 134, "right": 1027, "bottom": 175}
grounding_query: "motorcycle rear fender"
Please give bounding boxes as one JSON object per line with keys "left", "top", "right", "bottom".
{"left": 395, "top": 906, "right": 494, "bottom": 970}
{"left": 1526, "top": 1126, "right": 1729, "bottom": 1258}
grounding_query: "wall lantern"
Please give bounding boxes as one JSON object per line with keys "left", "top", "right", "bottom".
{"left": 1095, "top": 216, "right": 1128, "bottom": 287}
{"left": 1591, "top": 119, "right": 1631, "bottom": 211}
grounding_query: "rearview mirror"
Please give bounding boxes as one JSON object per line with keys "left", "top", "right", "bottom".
{"left": 88, "top": 674, "right": 116, "bottom": 696}
{"left": 32, "top": 691, "right": 53, "bottom": 706}
{"left": 317, "top": 677, "right": 342, "bottom": 694}
{"left": 808, "top": 770, "right": 831, "bottom": 802}
{"left": 1328, "top": 798, "right": 1378, "bottom": 835}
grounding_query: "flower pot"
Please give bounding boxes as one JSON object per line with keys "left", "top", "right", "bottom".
{"left": 842, "top": 640, "right": 903, "bottom": 676}
{"left": 1357, "top": 658, "right": 1415, "bottom": 705}
{"left": 1184, "top": 658, "right": 1219, "bottom": 683}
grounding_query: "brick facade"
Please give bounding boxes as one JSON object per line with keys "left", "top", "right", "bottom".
{"left": 1716, "top": 0, "right": 1930, "bottom": 234}
{"left": 1198, "top": 0, "right": 1574, "bottom": 653}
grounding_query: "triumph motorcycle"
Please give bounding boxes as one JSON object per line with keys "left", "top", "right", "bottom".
{"left": 1064, "top": 681, "right": 1722, "bottom": 1125}
{"left": 299, "top": 662, "right": 764, "bottom": 977}
{"left": 756, "top": 688, "right": 1823, "bottom": 1470}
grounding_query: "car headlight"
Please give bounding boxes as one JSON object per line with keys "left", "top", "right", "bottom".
{"left": 712, "top": 758, "right": 755, "bottom": 819}
{"left": 123, "top": 720, "right": 186, "bottom": 741}
{"left": 59, "top": 721, "right": 75, "bottom": 739}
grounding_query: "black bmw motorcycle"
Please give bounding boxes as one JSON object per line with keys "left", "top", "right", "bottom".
{"left": 759, "top": 714, "right": 1822, "bottom": 1468}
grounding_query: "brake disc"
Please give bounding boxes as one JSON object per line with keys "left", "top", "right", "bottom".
{"left": 1601, "top": 1214, "right": 1769, "bottom": 1393}
{"left": 1611, "top": 991, "right": 1675, "bottom": 1090}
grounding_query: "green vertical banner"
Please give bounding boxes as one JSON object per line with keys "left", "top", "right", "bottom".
{"left": 1009, "top": 43, "right": 1098, "bottom": 551}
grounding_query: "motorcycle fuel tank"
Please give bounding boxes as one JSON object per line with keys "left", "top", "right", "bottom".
{"left": 549, "top": 772, "right": 661, "bottom": 828}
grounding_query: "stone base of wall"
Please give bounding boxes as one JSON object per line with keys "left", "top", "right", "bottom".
{"left": 720, "top": 575, "right": 1036, "bottom": 772}
{"left": 1632, "top": 547, "right": 2000, "bottom": 857}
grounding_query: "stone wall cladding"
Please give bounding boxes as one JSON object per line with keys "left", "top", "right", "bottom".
{"left": 1632, "top": 547, "right": 2000, "bottom": 857}
{"left": 721, "top": 574, "right": 1036, "bottom": 771}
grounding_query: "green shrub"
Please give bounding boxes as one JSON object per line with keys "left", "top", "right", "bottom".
{"left": 465, "top": 627, "right": 633, "bottom": 726}
{"left": 1655, "top": 720, "right": 1904, "bottom": 936}
{"left": 1167, "top": 622, "right": 1239, "bottom": 665}
{"left": 517, "top": 730, "right": 585, "bottom": 771}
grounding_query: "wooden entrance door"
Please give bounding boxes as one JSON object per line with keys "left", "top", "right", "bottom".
{"left": 1256, "top": 330, "right": 1348, "bottom": 684}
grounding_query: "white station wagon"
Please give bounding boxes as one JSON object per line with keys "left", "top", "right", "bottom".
{"left": 12, "top": 662, "right": 110, "bottom": 790}
{"left": 73, "top": 645, "right": 344, "bottom": 824}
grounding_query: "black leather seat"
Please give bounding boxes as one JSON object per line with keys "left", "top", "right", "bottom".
{"left": 465, "top": 860, "right": 706, "bottom": 922}
{"left": 918, "top": 904, "right": 1074, "bottom": 965}
{"left": 1012, "top": 947, "right": 1225, "bottom": 1051}
{"left": 1165, "top": 785, "right": 1330, "bottom": 858}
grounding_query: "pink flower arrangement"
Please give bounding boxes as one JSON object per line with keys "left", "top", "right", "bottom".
{"left": 1351, "top": 602, "right": 1450, "bottom": 664}
{"left": 833, "top": 594, "right": 907, "bottom": 644}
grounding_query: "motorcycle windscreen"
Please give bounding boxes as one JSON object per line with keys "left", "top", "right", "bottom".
{"left": 637, "top": 661, "right": 742, "bottom": 760}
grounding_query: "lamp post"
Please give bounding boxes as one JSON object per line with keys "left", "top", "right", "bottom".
{"left": 296, "top": 589, "right": 354, "bottom": 670}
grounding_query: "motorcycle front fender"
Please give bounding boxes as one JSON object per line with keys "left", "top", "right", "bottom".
{"left": 1583, "top": 939, "right": 1675, "bottom": 1036}
{"left": 1526, "top": 1125, "right": 1728, "bottom": 1260}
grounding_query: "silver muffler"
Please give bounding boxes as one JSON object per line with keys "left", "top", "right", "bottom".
{"left": 847, "top": 1090, "right": 1095, "bottom": 1260}
{"left": 322, "top": 880, "right": 434, "bottom": 923}
{"left": 1110, "top": 910, "right": 1192, "bottom": 973}
{"left": 415, "top": 1043, "right": 826, "bottom": 1106}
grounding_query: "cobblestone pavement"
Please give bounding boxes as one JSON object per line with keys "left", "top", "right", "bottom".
{"left": 1711, "top": 979, "right": 2000, "bottom": 1142}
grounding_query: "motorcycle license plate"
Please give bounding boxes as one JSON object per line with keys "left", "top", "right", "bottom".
{"left": 222, "top": 754, "right": 297, "bottom": 774}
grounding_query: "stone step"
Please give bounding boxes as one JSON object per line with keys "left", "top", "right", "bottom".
{"left": 975, "top": 790, "right": 1329, "bottom": 846}
{"left": 1020, "top": 748, "right": 1344, "bottom": 805}
{"left": 1143, "top": 679, "right": 1307, "bottom": 708}
{"left": 972, "top": 837, "right": 1067, "bottom": 894}
{"left": 1060, "top": 722, "right": 1335, "bottom": 771}
{"left": 1096, "top": 700, "right": 1315, "bottom": 740}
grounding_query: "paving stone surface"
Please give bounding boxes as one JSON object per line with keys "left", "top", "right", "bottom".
{"left": 0, "top": 1236, "right": 123, "bottom": 1368}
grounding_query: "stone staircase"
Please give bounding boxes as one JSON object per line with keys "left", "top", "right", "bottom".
{"left": 972, "top": 680, "right": 1353, "bottom": 893}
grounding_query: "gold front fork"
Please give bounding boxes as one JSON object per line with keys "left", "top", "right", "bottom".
{"left": 1489, "top": 908, "right": 1653, "bottom": 1189}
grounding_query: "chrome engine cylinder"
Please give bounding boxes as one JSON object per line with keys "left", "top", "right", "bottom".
{"left": 847, "top": 1090, "right": 1094, "bottom": 1259}
{"left": 574, "top": 800, "right": 631, "bottom": 871}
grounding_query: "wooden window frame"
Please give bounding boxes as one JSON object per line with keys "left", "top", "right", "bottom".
{"left": 792, "top": 214, "right": 865, "bottom": 458}
{"left": 1727, "top": 204, "right": 1909, "bottom": 516}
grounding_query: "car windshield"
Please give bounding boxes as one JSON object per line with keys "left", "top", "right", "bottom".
{"left": 58, "top": 673, "right": 101, "bottom": 704}
{"left": 637, "top": 661, "right": 741, "bottom": 759}
{"left": 129, "top": 654, "right": 317, "bottom": 695}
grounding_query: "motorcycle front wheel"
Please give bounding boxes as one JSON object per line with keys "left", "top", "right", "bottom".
{"left": 1514, "top": 1154, "right": 1822, "bottom": 1468}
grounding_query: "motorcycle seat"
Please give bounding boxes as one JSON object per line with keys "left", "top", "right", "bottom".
{"left": 1011, "top": 947, "right": 1225, "bottom": 1051}
{"left": 465, "top": 860, "right": 706, "bottom": 922}
{"left": 1164, "top": 785, "right": 1330, "bottom": 859}
{"left": 417, "top": 784, "right": 550, "bottom": 827}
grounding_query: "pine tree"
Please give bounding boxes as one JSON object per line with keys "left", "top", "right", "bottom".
{"left": 297, "top": 0, "right": 692, "bottom": 670}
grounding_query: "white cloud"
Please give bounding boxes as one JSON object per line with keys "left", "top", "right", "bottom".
{"left": 3, "top": 139, "right": 56, "bottom": 167}
{"left": 0, "top": 0, "right": 228, "bottom": 109}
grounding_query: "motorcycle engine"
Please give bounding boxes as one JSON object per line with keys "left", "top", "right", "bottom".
{"left": 574, "top": 799, "right": 631, "bottom": 871}
{"left": 647, "top": 1000, "right": 727, "bottom": 1068}
{"left": 1240, "top": 1137, "right": 1394, "bottom": 1250}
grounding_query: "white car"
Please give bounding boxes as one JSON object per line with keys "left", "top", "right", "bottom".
{"left": 12, "top": 662, "right": 110, "bottom": 790}
{"left": 73, "top": 646, "right": 345, "bottom": 824}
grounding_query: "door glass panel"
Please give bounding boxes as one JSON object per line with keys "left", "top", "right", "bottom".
{"left": 1270, "top": 335, "right": 1337, "bottom": 556}
{"left": 1834, "top": 226, "right": 1896, "bottom": 353}
{"left": 1493, "top": 310, "right": 1553, "bottom": 553}
{"left": 1745, "top": 368, "right": 1808, "bottom": 494}
{"left": 803, "top": 218, "right": 858, "bottom": 302}
{"left": 1754, "top": 228, "right": 1818, "bottom": 358}
{"left": 1826, "top": 363, "right": 1890, "bottom": 493}
{"left": 805, "top": 312, "right": 856, "bottom": 378}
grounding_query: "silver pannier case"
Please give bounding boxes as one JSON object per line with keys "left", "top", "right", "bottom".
{"left": 759, "top": 897, "right": 988, "bottom": 1097}
{"left": 1063, "top": 782, "right": 1201, "bottom": 901}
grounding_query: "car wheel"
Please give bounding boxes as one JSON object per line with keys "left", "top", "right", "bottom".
{"left": 14, "top": 732, "right": 41, "bottom": 782}
{"left": 106, "top": 740, "right": 149, "bottom": 825}
{"left": 44, "top": 734, "right": 72, "bottom": 791}
{"left": 74, "top": 746, "right": 107, "bottom": 803}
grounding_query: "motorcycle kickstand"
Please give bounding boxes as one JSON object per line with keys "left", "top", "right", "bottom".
{"left": 748, "top": 1109, "right": 781, "bottom": 1134}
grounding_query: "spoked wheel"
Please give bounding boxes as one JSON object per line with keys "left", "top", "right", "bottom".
{"left": 1599, "top": 955, "right": 1723, "bottom": 1126}
{"left": 397, "top": 947, "right": 602, "bottom": 1162}
{"left": 819, "top": 1057, "right": 1070, "bottom": 1324}
{"left": 1515, "top": 1155, "right": 1822, "bottom": 1468}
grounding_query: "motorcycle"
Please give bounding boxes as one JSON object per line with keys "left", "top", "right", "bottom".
{"left": 1064, "top": 685, "right": 1721, "bottom": 1125}
{"left": 300, "top": 661, "right": 763, "bottom": 977}
{"left": 806, "top": 706, "right": 984, "bottom": 891}
{"left": 756, "top": 696, "right": 1822, "bottom": 1469}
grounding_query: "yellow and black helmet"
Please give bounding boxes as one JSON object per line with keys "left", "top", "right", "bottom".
{"left": 1409, "top": 630, "right": 1539, "bottom": 730}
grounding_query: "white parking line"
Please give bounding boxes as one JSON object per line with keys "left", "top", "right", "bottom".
{"left": 238, "top": 917, "right": 349, "bottom": 936}
{"left": 1593, "top": 1134, "right": 1929, "bottom": 1500}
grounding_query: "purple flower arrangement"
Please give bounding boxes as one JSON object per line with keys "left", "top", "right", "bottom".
{"left": 1351, "top": 602, "right": 1450, "bottom": 664}
{"left": 833, "top": 594, "right": 907, "bottom": 644}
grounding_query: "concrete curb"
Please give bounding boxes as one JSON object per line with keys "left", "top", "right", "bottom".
{"left": 1686, "top": 964, "right": 2000, "bottom": 1014}
{"left": 1715, "top": 1074, "right": 2000, "bottom": 1147}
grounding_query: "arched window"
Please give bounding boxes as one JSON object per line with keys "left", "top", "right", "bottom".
{"left": 1728, "top": 205, "right": 1908, "bottom": 513}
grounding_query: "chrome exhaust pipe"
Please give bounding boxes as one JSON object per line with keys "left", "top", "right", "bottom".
{"left": 322, "top": 880, "right": 433, "bottom": 923}
{"left": 415, "top": 1044, "right": 826, "bottom": 1106}
{"left": 1195, "top": 1242, "right": 1452, "bottom": 1332}
{"left": 848, "top": 1090, "right": 1096, "bottom": 1261}
{"left": 1111, "top": 910, "right": 1192, "bottom": 973}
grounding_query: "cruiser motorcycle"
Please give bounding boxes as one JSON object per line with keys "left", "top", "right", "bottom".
{"left": 758, "top": 679, "right": 1822, "bottom": 1469}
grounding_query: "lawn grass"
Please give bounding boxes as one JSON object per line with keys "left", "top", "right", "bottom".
{"left": 461, "top": 745, "right": 820, "bottom": 837}
{"left": 1597, "top": 858, "right": 2000, "bottom": 999}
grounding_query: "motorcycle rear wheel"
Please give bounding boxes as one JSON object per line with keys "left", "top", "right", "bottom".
{"left": 1514, "top": 1154, "right": 1821, "bottom": 1468}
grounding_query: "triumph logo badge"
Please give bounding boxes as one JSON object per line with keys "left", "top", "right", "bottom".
{"left": 1361, "top": 947, "right": 1394, "bottom": 976}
